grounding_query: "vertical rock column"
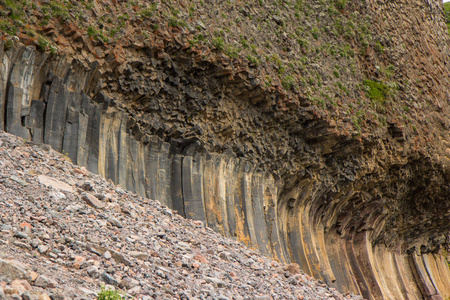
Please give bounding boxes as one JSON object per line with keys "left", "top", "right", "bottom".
{"left": 144, "top": 136, "right": 172, "bottom": 208}
{"left": 0, "top": 40, "right": 10, "bottom": 130}
{"left": 98, "top": 109, "right": 128, "bottom": 187}
{"left": 203, "top": 154, "right": 226, "bottom": 234}
{"left": 5, "top": 46, "right": 35, "bottom": 140}
{"left": 182, "top": 151, "right": 207, "bottom": 222}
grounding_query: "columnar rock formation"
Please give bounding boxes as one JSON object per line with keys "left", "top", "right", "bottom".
{"left": 1, "top": 0, "right": 450, "bottom": 299}
{"left": 1, "top": 40, "right": 449, "bottom": 300}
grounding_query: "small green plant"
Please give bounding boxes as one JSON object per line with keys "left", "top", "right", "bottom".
{"left": 363, "top": 79, "right": 388, "bottom": 104}
{"left": 4, "top": 40, "right": 13, "bottom": 51}
{"left": 281, "top": 75, "right": 295, "bottom": 90}
{"left": 375, "top": 41, "right": 384, "bottom": 52}
{"left": 97, "top": 287, "right": 124, "bottom": 300}
{"left": 87, "top": 26, "right": 96, "bottom": 37}
{"left": 212, "top": 37, "right": 225, "bottom": 51}
{"left": 444, "top": 2, "right": 450, "bottom": 34}
{"left": 247, "top": 54, "right": 259, "bottom": 65}
{"left": 224, "top": 44, "right": 240, "bottom": 58}
{"left": 189, "top": 34, "right": 206, "bottom": 46}
{"left": 333, "top": 70, "right": 340, "bottom": 78}
{"left": 168, "top": 16, "right": 186, "bottom": 28}
{"left": 140, "top": 4, "right": 157, "bottom": 18}
{"left": 37, "top": 36, "right": 49, "bottom": 52}
{"left": 312, "top": 27, "right": 319, "bottom": 40}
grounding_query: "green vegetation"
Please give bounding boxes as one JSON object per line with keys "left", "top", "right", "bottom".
{"left": 281, "top": 75, "right": 296, "bottom": 90}
{"left": 444, "top": 2, "right": 450, "bottom": 34}
{"left": 168, "top": 16, "right": 186, "bottom": 28}
{"left": 363, "top": 79, "right": 388, "bottom": 104}
{"left": 140, "top": 4, "right": 158, "bottom": 18}
{"left": 0, "top": 0, "right": 402, "bottom": 133}
{"left": 86, "top": 26, "right": 109, "bottom": 43}
{"left": 97, "top": 287, "right": 124, "bottom": 300}
{"left": 224, "top": 44, "right": 240, "bottom": 58}
{"left": 212, "top": 36, "right": 225, "bottom": 51}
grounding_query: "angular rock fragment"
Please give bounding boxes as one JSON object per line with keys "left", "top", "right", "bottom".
{"left": 81, "top": 192, "right": 106, "bottom": 209}
{"left": 37, "top": 175, "right": 74, "bottom": 193}
{"left": 0, "top": 259, "right": 30, "bottom": 283}
{"left": 100, "top": 272, "right": 119, "bottom": 286}
{"left": 34, "top": 275, "right": 57, "bottom": 289}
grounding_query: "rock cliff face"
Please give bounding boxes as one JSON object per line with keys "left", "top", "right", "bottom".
{"left": 1, "top": 0, "right": 450, "bottom": 299}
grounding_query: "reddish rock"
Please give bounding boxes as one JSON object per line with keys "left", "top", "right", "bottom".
{"left": 194, "top": 254, "right": 208, "bottom": 264}
{"left": 19, "top": 222, "right": 32, "bottom": 230}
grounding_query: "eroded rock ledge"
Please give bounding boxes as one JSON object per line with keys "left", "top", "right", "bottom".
{"left": 1, "top": 34, "right": 449, "bottom": 299}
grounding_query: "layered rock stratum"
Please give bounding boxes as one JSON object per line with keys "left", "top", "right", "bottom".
{"left": 0, "top": 0, "right": 449, "bottom": 299}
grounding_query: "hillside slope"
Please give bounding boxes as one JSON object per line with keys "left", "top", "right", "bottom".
{"left": 0, "top": 131, "right": 364, "bottom": 300}
{"left": 0, "top": 0, "right": 450, "bottom": 299}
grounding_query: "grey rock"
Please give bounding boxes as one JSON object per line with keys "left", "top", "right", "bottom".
{"left": 81, "top": 193, "right": 106, "bottom": 209}
{"left": 103, "top": 250, "right": 112, "bottom": 260}
{"left": 34, "top": 275, "right": 57, "bottom": 288}
{"left": 8, "top": 295, "right": 21, "bottom": 300}
{"left": 126, "top": 286, "right": 141, "bottom": 295}
{"left": 119, "top": 276, "right": 139, "bottom": 289}
{"left": 13, "top": 241, "right": 32, "bottom": 250}
{"left": 86, "top": 266, "right": 99, "bottom": 278}
{"left": 21, "top": 290, "right": 34, "bottom": 300}
{"left": 37, "top": 175, "right": 75, "bottom": 193}
{"left": 30, "top": 238, "right": 40, "bottom": 248}
{"left": 107, "top": 217, "right": 122, "bottom": 228}
{"left": 77, "top": 288, "right": 97, "bottom": 298}
{"left": 48, "top": 291, "right": 65, "bottom": 300}
{"left": 1, "top": 224, "right": 13, "bottom": 231}
{"left": 100, "top": 272, "right": 119, "bottom": 286}
{"left": 87, "top": 245, "right": 132, "bottom": 266}
{"left": 10, "top": 176, "right": 28, "bottom": 186}
{"left": 0, "top": 259, "right": 30, "bottom": 283}
{"left": 129, "top": 251, "right": 149, "bottom": 260}
{"left": 38, "top": 245, "right": 49, "bottom": 254}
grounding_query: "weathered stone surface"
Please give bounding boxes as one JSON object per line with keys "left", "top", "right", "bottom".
{"left": 0, "top": 259, "right": 30, "bottom": 283}
{"left": 28, "top": 100, "right": 45, "bottom": 143}
{"left": 5, "top": 46, "right": 35, "bottom": 140}
{"left": 81, "top": 193, "right": 106, "bottom": 209}
{"left": 0, "top": 130, "right": 448, "bottom": 300}
{"left": 37, "top": 175, "right": 75, "bottom": 193}
{"left": 44, "top": 77, "right": 67, "bottom": 152}
{"left": 34, "top": 275, "right": 56, "bottom": 289}
{"left": 0, "top": 1, "right": 449, "bottom": 296}
{"left": 100, "top": 272, "right": 119, "bottom": 286}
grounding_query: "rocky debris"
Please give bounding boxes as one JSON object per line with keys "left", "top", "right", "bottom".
{"left": 0, "top": 131, "right": 364, "bottom": 299}
{"left": 0, "top": 259, "right": 30, "bottom": 282}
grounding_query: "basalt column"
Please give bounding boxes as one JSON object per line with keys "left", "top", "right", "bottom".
{"left": 0, "top": 43, "right": 449, "bottom": 300}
